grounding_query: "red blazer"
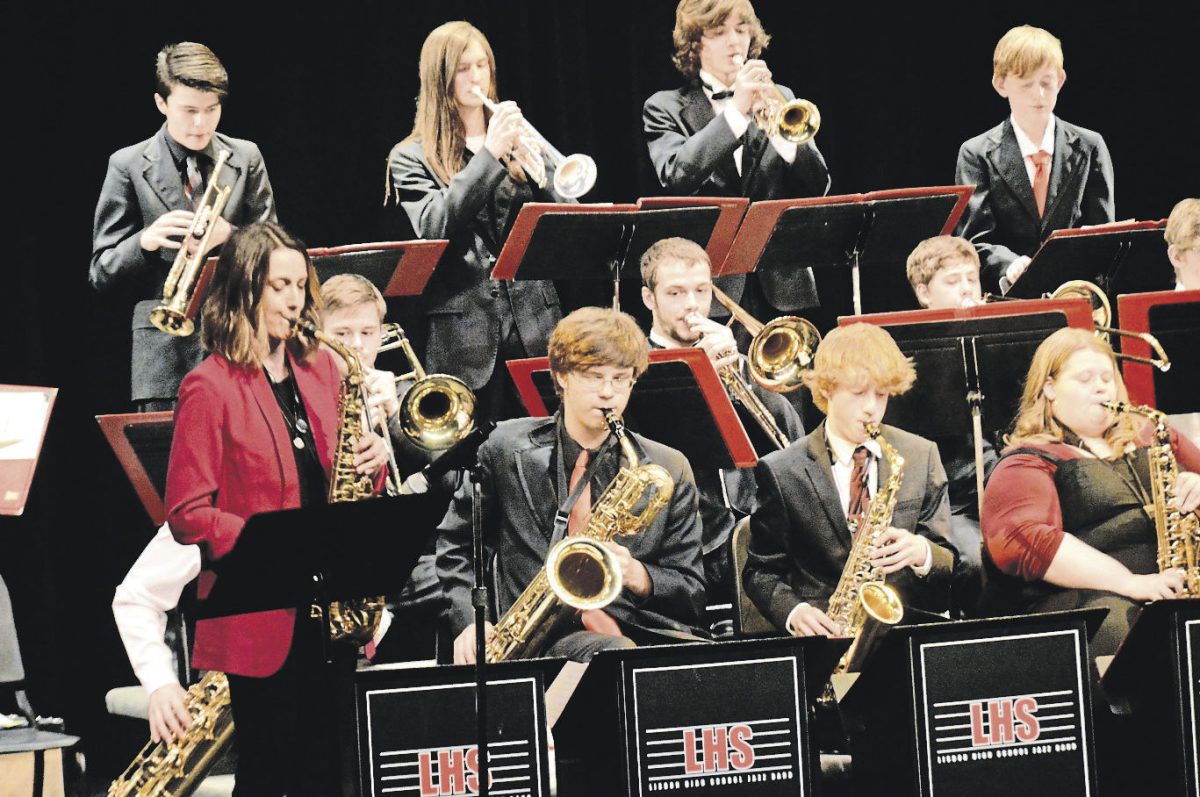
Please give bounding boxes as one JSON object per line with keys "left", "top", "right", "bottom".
{"left": 166, "top": 348, "right": 341, "bottom": 677}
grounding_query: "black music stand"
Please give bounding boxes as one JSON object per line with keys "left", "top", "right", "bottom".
{"left": 507, "top": 348, "right": 758, "bottom": 469}
{"left": 491, "top": 201, "right": 746, "bottom": 310}
{"left": 1008, "top": 220, "right": 1171, "bottom": 310}
{"left": 95, "top": 412, "right": 174, "bottom": 526}
{"left": 1099, "top": 599, "right": 1200, "bottom": 796}
{"left": 1117, "top": 289, "right": 1200, "bottom": 413}
{"left": 841, "top": 609, "right": 1106, "bottom": 797}
{"left": 719, "top": 186, "right": 973, "bottom": 319}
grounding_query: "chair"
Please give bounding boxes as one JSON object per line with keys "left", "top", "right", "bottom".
{"left": 730, "top": 517, "right": 775, "bottom": 635}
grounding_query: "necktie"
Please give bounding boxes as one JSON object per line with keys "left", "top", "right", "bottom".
{"left": 184, "top": 155, "right": 204, "bottom": 209}
{"left": 567, "top": 449, "right": 622, "bottom": 636}
{"left": 1030, "top": 150, "right": 1051, "bottom": 218}
{"left": 847, "top": 445, "right": 872, "bottom": 532}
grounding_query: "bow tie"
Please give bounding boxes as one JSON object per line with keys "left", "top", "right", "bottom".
{"left": 703, "top": 82, "right": 734, "bottom": 101}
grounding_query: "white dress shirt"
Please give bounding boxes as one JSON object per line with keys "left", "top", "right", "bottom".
{"left": 1010, "top": 114, "right": 1056, "bottom": 187}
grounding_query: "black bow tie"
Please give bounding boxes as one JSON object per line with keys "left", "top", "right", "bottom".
{"left": 703, "top": 81, "right": 734, "bottom": 101}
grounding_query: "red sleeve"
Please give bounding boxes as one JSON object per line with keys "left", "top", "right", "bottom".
{"left": 1172, "top": 425, "right": 1200, "bottom": 474}
{"left": 165, "top": 366, "right": 246, "bottom": 560}
{"left": 981, "top": 451, "right": 1066, "bottom": 581}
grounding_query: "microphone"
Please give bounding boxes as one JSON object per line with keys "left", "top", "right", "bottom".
{"left": 400, "top": 421, "right": 496, "bottom": 495}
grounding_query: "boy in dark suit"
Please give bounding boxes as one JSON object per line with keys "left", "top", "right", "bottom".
{"left": 955, "top": 25, "right": 1114, "bottom": 295}
{"left": 743, "top": 323, "right": 957, "bottom": 636}
{"left": 91, "top": 42, "right": 276, "bottom": 411}
{"left": 439, "top": 308, "right": 705, "bottom": 663}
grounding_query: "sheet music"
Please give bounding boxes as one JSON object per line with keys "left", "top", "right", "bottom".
{"left": 0, "top": 391, "right": 52, "bottom": 460}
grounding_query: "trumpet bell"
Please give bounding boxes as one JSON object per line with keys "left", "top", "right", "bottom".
{"left": 747, "top": 316, "right": 821, "bottom": 393}
{"left": 553, "top": 153, "right": 597, "bottom": 199}
{"left": 400, "top": 374, "right": 477, "bottom": 450}
{"left": 148, "top": 306, "right": 195, "bottom": 337}
{"left": 774, "top": 98, "right": 821, "bottom": 145}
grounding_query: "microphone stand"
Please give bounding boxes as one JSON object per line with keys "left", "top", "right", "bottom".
{"left": 471, "top": 461, "right": 490, "bottom": 797}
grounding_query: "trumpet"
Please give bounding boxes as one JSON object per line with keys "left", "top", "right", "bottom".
{"left": 149, "top": 149, "right": 232, "bottom": 336}
{"left": 732, "top": 56, "right": 820, "bottom": 145}
{"left": 377, "top": 323, "right": 476, "bottom": 451}
{"left": 470, "top": 86, "right": 597, "bottom": 199}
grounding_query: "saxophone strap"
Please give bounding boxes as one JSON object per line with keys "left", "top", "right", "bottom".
{"left": 550, "top": 430, "right": 619, "bottom": 546}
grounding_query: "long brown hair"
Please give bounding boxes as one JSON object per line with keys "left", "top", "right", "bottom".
{"left": 200, "top": 222, "right": 322, "bottom": 366}
{"left": 1006, "top": 327, "right": 1139, "bottom": 454}
{"left": 402, "top": 21, "right": 521, "bottom": 185}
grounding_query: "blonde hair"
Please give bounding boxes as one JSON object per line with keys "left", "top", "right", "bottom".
{"left": 548, "top": 308, "right": 650, "bottom": 395}
{"left": 672, "top": 0, "right": 769, "bottom": 79}
{"left": 320, "top": 273, "right": 386, "bottom": 322}
{"left": 1165, "top": 198, "right": 1200, "bottom": 251}
{"left": 993, "top": 25, "right": 1064, "bottom": 80}
{"left": 1006, "top": 327, "right": 1138, "bottom": 453}
{"left": 906, "top": 235, "right": 980, "bottom": 292}
{"left": 802, "top": 323, "right": 916, "bottom": 413}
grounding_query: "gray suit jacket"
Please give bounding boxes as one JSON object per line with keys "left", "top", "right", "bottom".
{"left": 436, "top": 416, "right": 706, "bottom": 639}
{"left": 387, "top": 141, "right": 564, "bottom": 391}
{"left": 643, "top": 81, "right": 830, "bottom": 311}
{"left": 743, "top": 422, "right": 956, "bottom": 631}
{"left": 954, "top": 116, "right": 1115, "bottom": 293}
{"left": 90, "top": 126, "right": 276, "bottom": 402}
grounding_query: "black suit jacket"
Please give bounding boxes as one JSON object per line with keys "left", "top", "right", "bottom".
{"left": 743, "top": 422, "right": 956, "bottom": 631}
{"left": 954, "top": 116, "right": 1115, "bottom": 292}
{"left": 91, "top": 126, "right": 276, "bottom": 403}
{"left": 436, "top": 416, "right": 706, "bottom": 638}
{"left": 387, "top": 141, "right": 565, "bottom": 391}
{"left": 643, "top": 82, "right": 830, "bottom": 311}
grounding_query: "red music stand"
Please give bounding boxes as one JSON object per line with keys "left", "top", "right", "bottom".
{"left": 718, "top": 185, "right": 973, "bottom": 316}
{"left": 1117, "top": 288, "right": 1200, "bottom": 410}
{"left": 95, "top": 411, "right": 174, "bottom": 526}
{"left": 491, "top": 201, "right": 746, "bottom": 310}
{"left": 507, "top": 348, "right": 757, "bottom": 469}
{"left": 0, "top": 386, "right": 57, "bottom": 517}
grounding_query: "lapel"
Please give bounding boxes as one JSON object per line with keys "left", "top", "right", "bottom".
{"left": 514, "top": 419, "right": 558, "bottom": 540}
{"left": 804, "top": 424, "right": 851, "bottom": 542}
{"left": 1043, "top": 120, "right": 1082, "bottom": 233}
{"left": 987, "top": 120, "right": 1040, "bottom": 225}
{"left": 142, "top": 128, "right": 187, "bottom": 213}
{"left": 740, "top": 121, "right": 768, "bottom": 195}
{"left": 243, "top": 357, "right": 300, "bottom": 507}
{"left": 679, "top": 84, "right": 741, "bottom": 191}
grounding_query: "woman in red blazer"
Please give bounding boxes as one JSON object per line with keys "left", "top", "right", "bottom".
{"left": 165, "top": 221, "right": 386, "bottom": 796}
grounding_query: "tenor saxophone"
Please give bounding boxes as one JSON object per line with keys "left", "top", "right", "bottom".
{"left": 292, "top": 320, "right": 385, "bottom": 644}
{"left": 485, "top": 411, "right": 675, "bottom": 662}
{"left": 825, "top": 423, "right": 905, "bottom": 676}
{"left": 107, "top": 671, "right": 235, "bottom": 797}
{"left": 1103, "top": 401, "right": 1200, "bottom": 596}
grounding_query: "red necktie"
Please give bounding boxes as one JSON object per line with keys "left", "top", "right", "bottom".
{"left": 1030, "top": 150, "right": 1051, "bottom": 218}
{"left": 183, "top": 155, "right": 203, "bottom": 209}
{"left": 567, "top": 449, "right": 622, "bottom": 636}
{"left": 847, "top": 445, "right": 872, "bottom": 532}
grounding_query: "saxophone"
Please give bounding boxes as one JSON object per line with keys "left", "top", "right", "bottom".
{"left": 825, "top": 423, "right": 906, "bottom": 675}
{"left": 1103, "top": 401, "right": 1200, "bottom": 596}
{"left": 485, "top": 411, "right": 675, "bottom": 662}
{"left": 107, "top": 671, "right": 235, "bottom": 797}
{"left": 292, "top": 319, "right": 385, "bottom": 643}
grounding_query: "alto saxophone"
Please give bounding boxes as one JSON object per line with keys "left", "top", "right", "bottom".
{"left": 292, "top": 320, "right": 385, "bottom": 643}
{"left": 825, "top": 423, "right": 905, "bottom": 676}
{"left": 485, "top": 411, "right": 675, "bottom": 662}
{"left": 107, "top": 671, "right": 235, "bottom": 797}
{"left": 1103, "top": 401, "right": 1200, "bottom": 596}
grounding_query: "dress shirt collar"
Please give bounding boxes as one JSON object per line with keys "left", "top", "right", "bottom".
{"left": 824, "top": 424, "right": 882, "bottom": 467}
{"left": 1010, "top": 113, "right": 1056, "bottom": 160}
{"left": 648, "top": 328, "right": 684, "bottom": 350}
{"left": 699, "top": 69, "right": 733, "bottom": 103}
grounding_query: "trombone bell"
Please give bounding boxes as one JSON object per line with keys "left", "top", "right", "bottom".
{"left": 400, "top": 375, "right": 477, "bottom": 451}
{"left": 1050, "top": 280, "right": 1171, "bottom": 372}
{"left": 748, "top": 317, "right": 821, "bottom": 392}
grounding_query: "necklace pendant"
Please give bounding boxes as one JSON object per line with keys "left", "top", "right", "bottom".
{"left": 294, "top": 435, "right": 306, "bottom": 450}
{"left": 296, "top": 417, "right": 309, "bottom": 435}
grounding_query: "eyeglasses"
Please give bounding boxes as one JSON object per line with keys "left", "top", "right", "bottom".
{"left": 574, "top": 370, "right": 635, "bottom": 391}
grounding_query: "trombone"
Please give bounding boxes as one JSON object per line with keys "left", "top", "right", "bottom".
{"left": 732, "top": 56, "right": 820, "bottom": 145}
{"left": 149, "top": 149, "right": 232, "bottom": 336}
{"left": 470, "top": 86, "right": 597, "bottom": 199}
{"left": 377, "top": 323, "right": 477, "bottom": 450}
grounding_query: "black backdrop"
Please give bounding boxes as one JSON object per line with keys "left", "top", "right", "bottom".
{"left": 2, "top": 0, "right": 1196, "bottom": 782}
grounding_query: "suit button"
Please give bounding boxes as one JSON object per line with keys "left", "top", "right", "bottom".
{"left": 490, "top": 280, "right": 501, "bottom": 298}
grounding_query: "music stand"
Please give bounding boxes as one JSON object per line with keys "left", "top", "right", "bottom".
{"left": 719, "top": 185, "right": 973, "bottom": 316}
{"left": 1008, "top": 220, "right": 1171, "bottom": 311}
{"left": 95, "top": 411, "right": 174, "bottom": 526}
{"left": 0, "top": 386, "right": 57, "bottom": 517}
{"left": 507, "top": 348, "right": 758, "bottom": 469}
{"left": 491, "top": 201, "right": 746, "bottom": 310}
{"left": 1117, "top": 288, "right": 1200, "bottom": 412}
{"left": 843, "top": 299, "right": 1093, "bottom": 516}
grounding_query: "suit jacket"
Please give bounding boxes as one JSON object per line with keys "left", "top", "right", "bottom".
{"left": 954, "top": 116, "right": 1115, "bottom": 292}
{"left": 91, "top": 126, "right": 276, "bottom": 403}
{"left": 387, "top": 141, "right": 564, "bottom": 390}
{"left": 165, "top": 348, "right": 341, "bottom": 677}
{"left": 743, "top": 422, "right": 956, "bottom": 631}
{"left": 437, "top": 416, "right": 706, "bottom": 639}
{"left": 643, "top": 81, "right": 830, "bottom": 311}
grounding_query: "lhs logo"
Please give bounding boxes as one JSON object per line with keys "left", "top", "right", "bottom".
{"left": 970, "top": 697, "right": 1040, "bottom": 747}
{"left": 416, "top": 746, "right": 492, "bottom": 797}
{"left": 932, "top": 690, "right": 1081, "bottom": 765}
{"left": 682, "top": 724, "right": 755, "bottom": 774}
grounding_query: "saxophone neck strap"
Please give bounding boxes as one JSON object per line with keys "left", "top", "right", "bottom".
{"left": 550, "top": 429, "right": 618, "bottom": 545}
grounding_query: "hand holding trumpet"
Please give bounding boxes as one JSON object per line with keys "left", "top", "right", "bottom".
{"left": 685, "top": 313, "right": 741, "bottom": 371}
{"left": 731, "top": 55, "right": 774, "bottom": 118}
